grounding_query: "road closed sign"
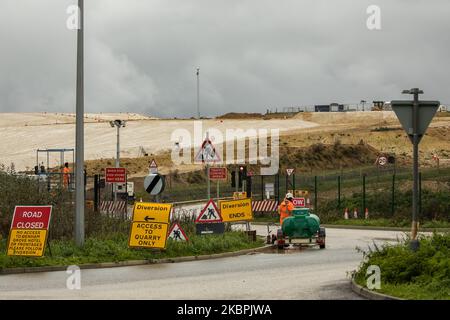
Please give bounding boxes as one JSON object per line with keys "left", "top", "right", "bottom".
{"left": 219, "top": 198, "right": 253, "bottom": 222}
{"left": 7, "top": 206, "right": 52, "bottom": 257}
{"left": 129, "top": 202, "right": 172, "bottom": 249}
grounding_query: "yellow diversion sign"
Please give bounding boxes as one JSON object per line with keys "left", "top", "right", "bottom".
{"left": 128, "top": 202, "right": 172, "bottom": 249}
{"left": 219, "top": 198, "right": 253, "bottom": 222}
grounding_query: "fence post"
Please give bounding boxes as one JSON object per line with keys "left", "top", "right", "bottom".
{"left": 94, "top": 174, "right": 99, "bottom": 212}
{"left": 293, "top": 174, "right": 296, "bottom": 195}
{"left": 419, "top": 171, "right": 422, "bottom": 217}
{"left": 391, "top": 173, "right": 395, "bottom": 216}
{"left": 261, "top": 175, "right": 264, "bottom": 200}
{"left": 276, "top": 173, "right": 280, "bottom": 203}
{"left": 314, "top": 176, "right": 318, "bottom": 212}
{"left": 337, "top": 175, "right": 341, "bottom": 209}
{"left": 362, "top": 174, "right": 366, "bottom": 215}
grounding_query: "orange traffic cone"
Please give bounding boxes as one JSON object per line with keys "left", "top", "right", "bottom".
{"left": 353, "top": 208, "right": 358, "bottom": 219}
{"left": 365, "top": 208, "right": 369, "bottom": 219}
{"left": 344, "top": 208, "right": 349, "bottom": 220}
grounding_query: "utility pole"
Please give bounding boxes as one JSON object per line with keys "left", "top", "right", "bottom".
{"left": 75, "top": 0, "right": 85, "bottom": 247}
{"left": 196, "top": 67, "right": 200, "bottom": 119}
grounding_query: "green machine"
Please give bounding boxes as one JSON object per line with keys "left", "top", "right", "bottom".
{"left": 274, "top": 208, "right": 326, "bottom": 249}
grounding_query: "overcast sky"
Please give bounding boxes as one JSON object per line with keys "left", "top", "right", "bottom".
{"left": 0, "top": 0, "right": 449, "bottom": 118}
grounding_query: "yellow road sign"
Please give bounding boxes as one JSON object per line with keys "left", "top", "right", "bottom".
{"left": 219, "top": 198, "right": 253, "bottom": 222}
{"left": 129, "top": 222, "right": 169, "bottom": 249}
{"left": 132, "top": 202, "right": 172, "bottom": 223}
{"left": 7, "top": 229, "right": 47, "bottom": 257}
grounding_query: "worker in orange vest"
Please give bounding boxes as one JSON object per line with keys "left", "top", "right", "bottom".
{"left": 62, "top": 162, "right": 71, "bottom": 189}
{"left": 278, "top": 193, "right": 294, "bottom": 225}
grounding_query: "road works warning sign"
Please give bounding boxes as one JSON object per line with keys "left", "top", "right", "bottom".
{"left": 7, "top": 206, "right": 52, "bottom": 257}
{"left": 196, "top": 200, "right": 223, "bottom": 223}
{"left": 129, "top": 202, "right": 172, "bottom": 249}
{"left": 219, "top": 198, "right": 253, "bottom": 222}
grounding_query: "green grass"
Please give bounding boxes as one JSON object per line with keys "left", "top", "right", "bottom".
{"left": 354, "top": 232, "right": 450, "bottom": 300}
{"left": 0, "top": 231, "right": 264, "bottom": 269}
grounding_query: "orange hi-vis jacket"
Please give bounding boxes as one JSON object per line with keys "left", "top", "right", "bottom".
{"left": 63, "top": 167, "right": 71, "bottom": 186}
{"left": 278, "top": 200, "right": 294, "bottom": 225}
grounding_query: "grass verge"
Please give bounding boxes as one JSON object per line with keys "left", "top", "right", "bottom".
{"left": 0, "top": 231, "right": 264, "bottom": 269}
{"left": 354, "top": 232, "right": 450, "bottom": 300}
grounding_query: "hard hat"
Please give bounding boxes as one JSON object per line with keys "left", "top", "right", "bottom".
{"left": 286, "top": 193, "right": 293, "bottom": 199}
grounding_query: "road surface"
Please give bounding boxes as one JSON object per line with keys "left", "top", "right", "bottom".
{"left": 0, "top": 227, "right": 405, "bottom": 300}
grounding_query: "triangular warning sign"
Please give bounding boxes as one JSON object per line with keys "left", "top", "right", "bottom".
{"left": 286, "top": 168, "right": 294, "bottom": 176}
{"left": 195, "top": 199, "right": 223, "bottom": 223}
{"left": 167, "top": 223, "right": 189, "bottom": 241}
{"left": 150, "top": 159, "right": 158, "bottom": 168}
{"left": 194, "top": 139, "right": 221, "bottom": 163}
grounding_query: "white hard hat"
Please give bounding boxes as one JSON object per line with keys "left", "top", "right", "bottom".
{"left": 286, "top": 193, "right": 293, "bottom": 199}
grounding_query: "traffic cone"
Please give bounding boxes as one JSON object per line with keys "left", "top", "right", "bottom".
{"left": 365, "top": 208, "right": 369, "bottom": 219}
{"left": 344, "top": 208, "right": 349, "bottom": 220}
{"left": 353, "top": 208, "right": 358, "bottom": 219}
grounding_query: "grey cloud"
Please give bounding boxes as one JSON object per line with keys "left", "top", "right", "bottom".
{"left": 0, "top": 0, "right": 449, "bottom": 117}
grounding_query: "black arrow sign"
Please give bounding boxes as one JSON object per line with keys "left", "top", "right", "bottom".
{"left": 145, "top": 216, "right": 155, "bottom": 222}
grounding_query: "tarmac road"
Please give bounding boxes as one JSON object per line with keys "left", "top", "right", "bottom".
{"left": 0, "top": 227, "right": 406, "bottom": 300}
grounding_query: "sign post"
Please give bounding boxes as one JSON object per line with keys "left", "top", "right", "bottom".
{"left": 391, "top": 89, "right": 440, "bottom": 247}
{"left": 194, "top": 132, "right": 221, "bottom": 201}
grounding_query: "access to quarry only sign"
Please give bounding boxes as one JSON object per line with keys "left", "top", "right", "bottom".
{"left": 7, "top": 206, "right": 52, "bottom": 257}
{"left": 219, "top": 198, "right": 253, "bottom": 222}
{"left": 129, "top": 202, "right": 172, "bottom": 249}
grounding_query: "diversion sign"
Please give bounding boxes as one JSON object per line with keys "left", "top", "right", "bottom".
{"left": 219, "top": 198, "right": 253, "bottom": 222}
{"left": 7, "top": 206, "right": 52, "bottom": 257}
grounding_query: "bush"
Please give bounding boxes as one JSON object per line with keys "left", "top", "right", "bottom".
{"left": 354, "top": 233, "right": 450, "bottom": 299}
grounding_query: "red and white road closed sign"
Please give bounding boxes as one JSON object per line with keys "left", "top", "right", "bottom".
{"left": 11, "top": 206, "right": 52, "bottom": 229}
{"left": 105, "top": 168, "right": 127, "bottom": 183}
{"left": 292, "top": 198, "right": 305, "bottom": 207}
{"left": 7, "top": 205, "right": 52, "bottom": 257}
{"left": 209, "top": 167, "right": 227, "bottom": 180}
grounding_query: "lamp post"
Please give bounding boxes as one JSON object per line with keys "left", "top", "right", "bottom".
{"left": 196, "top": 67, "right": 200, "bottom": 119}
{"left": 75, "top": 0, "right": 84, "bottom": 247}
{"left": 110, "top": 119, "right": 126, "bottom": 201}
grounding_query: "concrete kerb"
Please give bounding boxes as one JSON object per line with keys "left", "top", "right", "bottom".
{"left": 0, "top": 244, "right": 273, "bottom": 276}
{"left": 351, "top": 278, "right": 404, "bottom": 300}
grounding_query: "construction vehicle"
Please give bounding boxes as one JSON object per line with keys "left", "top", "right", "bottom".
{"left": 267, "top": 208, "right": 326, "bottom": 249}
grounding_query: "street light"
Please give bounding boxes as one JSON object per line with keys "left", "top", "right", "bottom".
{"left": 75, "top": 0, "right": 84, "bottom": 247}
{"left": 196, "top": 67, "right": 200, "bottom": 119}
{"left": 110, "top": 119, "right": 126, "bottom": 201}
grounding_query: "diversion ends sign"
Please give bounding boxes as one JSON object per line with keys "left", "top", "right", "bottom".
{"left": 7, "top": 206, "right": 52, "bottom": 257}
{"left": 219, "top": 198, "right": 253, "bottom": 222}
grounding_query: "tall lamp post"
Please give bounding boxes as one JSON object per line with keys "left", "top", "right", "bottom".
{"left": 196, "top": 67, "right": 200, "bottom": 119}
{"left": 110, "top": 119, "right": 126, "bottom": 201}
{"left": 75, "top": 0, "right": 84, "bottom": 247}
